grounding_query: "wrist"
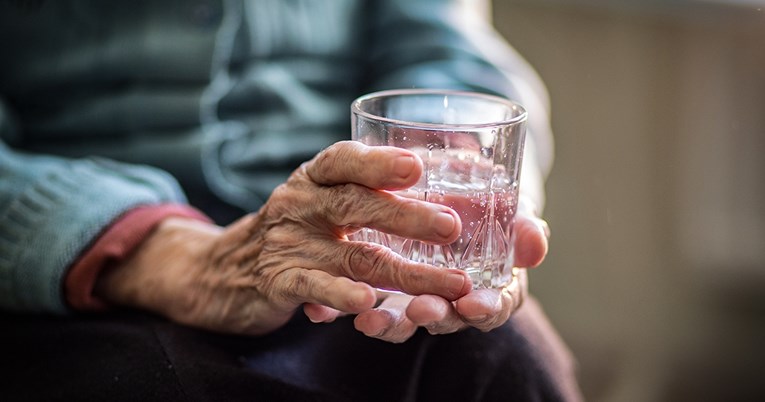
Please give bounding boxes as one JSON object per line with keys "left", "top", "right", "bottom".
{"left": 93, "top": 217, "right": 221, "bottom": 312}
{"left": 65, "top": 204, "right": 211, "bottom": 310}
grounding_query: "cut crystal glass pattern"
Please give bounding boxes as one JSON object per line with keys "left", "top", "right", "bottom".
{"left": 460, "top": 216, "right": 509, "bottom": 288}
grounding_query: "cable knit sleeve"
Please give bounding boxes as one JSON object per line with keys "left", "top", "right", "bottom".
{"left": 0, "top": 141, "right": 190, "bottom": 313}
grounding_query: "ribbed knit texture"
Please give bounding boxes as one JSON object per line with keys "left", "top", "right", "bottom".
{"left": 0, "top": 146, "right": 188, "bottom": 313}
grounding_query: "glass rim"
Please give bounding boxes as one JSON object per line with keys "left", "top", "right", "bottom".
{"left": 351, "top": 88, "right": 527, "bottom": 130}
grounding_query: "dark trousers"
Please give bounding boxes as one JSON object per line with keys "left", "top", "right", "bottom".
{"left": 1, "top": 298, "right": 581, "bottom": 402}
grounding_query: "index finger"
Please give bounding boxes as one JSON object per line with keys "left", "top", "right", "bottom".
{"left": 306, "top": 141, "right": 422, "bottom": 190}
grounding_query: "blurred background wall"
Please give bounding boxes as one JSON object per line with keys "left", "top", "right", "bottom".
{"left": 491, "top": 1, "right": 765, "bottom": 401}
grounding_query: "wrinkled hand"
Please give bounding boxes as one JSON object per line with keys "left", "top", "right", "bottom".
{"left": 94, "top": 141, "right": 472, "bottom": 335}
{"left": 306, "top": 196, "right": 549, "bottom": 343}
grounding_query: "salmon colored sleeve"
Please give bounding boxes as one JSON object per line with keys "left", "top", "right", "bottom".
{"left": 64, "top": 204, "right": 212, "bottom": 310}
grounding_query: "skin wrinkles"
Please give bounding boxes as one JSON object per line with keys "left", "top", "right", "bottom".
{"left": 95, "top": 141, "right": 547, "bottom": 341}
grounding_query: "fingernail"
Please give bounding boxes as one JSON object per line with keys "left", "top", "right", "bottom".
{"left": 393, "top": 156, "right": 415, "bottom": 179}
{"left": 433, "top": 211, "right": 457, "bottom": 238}
{"left": 445, "top": 273, "right": 467, "bottom": 297}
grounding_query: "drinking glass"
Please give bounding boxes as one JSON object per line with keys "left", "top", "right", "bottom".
{"left": 350, "top": 89, "right": 527, "bottom": 289}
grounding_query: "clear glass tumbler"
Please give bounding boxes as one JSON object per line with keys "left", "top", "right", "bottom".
{"left": 350, "top": 89, "right": 527, "bottom": 289}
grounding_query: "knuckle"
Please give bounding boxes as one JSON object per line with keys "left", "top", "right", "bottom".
{"left": 266, "top": 184, "right": 299, "bottom": 218}
{"left": 314, "top": 148, "right": 337, "bottom": 176}
{"left": 389, "top": 198, "right": 418, "bottom": 228}
{"left": 267, "top": 184, "right": 322, "bottom": 225}
{"left": 281, "top": 270, "right": 313, "bottom": 303}
{"left": 310, "top": 142, "right": 354, "bottom": 183}
{"left": 251, "top": 266, "right": 280, "bottom": 298}
{"left": 343, "top": 242, "right": 389, "bottom": 281}
{"left": 325, "top": 184, "right": 369, "bottom": 224}
{"left": 269, "top": 183, "right": 291, "bottom": 202}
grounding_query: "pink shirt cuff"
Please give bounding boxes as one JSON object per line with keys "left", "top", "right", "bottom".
{"left": 64, "top": 204, "right": 211, "bottom": 311}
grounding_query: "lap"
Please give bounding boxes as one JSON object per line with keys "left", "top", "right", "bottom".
{"left": 0, "top": 298, "right": 580, "bottom": 402}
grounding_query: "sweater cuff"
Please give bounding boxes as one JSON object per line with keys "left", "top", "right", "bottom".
{"left": 64, "top": 204, "right": 211, "bottom": 311}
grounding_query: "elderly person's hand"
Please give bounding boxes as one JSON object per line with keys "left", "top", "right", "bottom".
{"left": 93, "top": 141, "right": 473, "bottom": 335}
{"left": 309, "top": 196, "right": 549, "bottom": 343}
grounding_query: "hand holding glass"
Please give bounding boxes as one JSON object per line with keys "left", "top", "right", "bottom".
{"left": 350, "top": 89, "right": 527, "bottom": 290}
